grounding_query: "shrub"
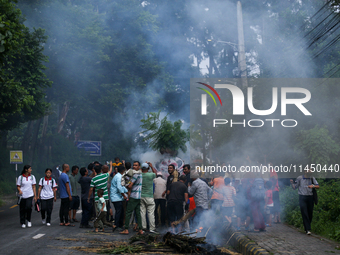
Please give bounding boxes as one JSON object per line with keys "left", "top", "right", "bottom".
{"left": 281, "top": 179, "right": 340, "bottom": 241}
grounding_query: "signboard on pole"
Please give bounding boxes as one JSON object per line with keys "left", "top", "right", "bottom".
{"left": 76, "top": 141, "right": 101, "bottom": 156}
{"left": 10, "top": 151, "right": 23, "bottom": 164}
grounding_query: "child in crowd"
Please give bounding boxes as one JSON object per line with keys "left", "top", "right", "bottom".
{"left": 265, "top": 181, "right": 274, "bottom": 227}
{"left": 221, "top": 178, "right": 236, "bottom": 224}
{"left": 94, "top": 189, "right": 114, "bottom": 232}
{"left": 37, "top": 168, "right": 57, "bottom": 226}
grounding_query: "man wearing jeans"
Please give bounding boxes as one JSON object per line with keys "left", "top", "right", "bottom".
{"left": 140, "top": 162, "right": 157, "bottom": 233}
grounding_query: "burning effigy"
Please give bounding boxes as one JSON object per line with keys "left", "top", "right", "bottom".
{"left": 154, "top": 156, "right": 185, "bottom": 178}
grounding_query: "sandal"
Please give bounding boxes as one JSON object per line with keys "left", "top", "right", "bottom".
{"left": 112, "top": 225, "right": 118, "bottom": 232}
{"left": 64, "top": 223, "right": 75, "bottom": 227}
{"left": 72, "top": 219, "right": 79, "bottom": 222}
{"left": 60, "top": 223, "right": 65, "bottom": 226}
{"left": 120, "top": 230, "right": 129, "bottom": 235}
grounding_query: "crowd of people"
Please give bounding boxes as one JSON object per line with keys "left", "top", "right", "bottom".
{"left": 16, "top": 159, "right": 319, "bottom": 235}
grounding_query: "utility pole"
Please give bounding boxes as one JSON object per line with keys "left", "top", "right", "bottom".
{"left": 237, "top": 1, "right": 248, "bottom": 88}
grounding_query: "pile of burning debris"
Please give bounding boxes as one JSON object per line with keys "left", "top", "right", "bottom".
{"left": 98, "top": 231, "right": 233, "bottom": 254}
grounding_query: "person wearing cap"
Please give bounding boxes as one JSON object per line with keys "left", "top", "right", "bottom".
{"left": 153, "top": 172, "right": 167, "bottom": 227}
{"left": 188, "top": 171, "right": 213, "bottom": 229}
{"left": 140, "top": 162, "right": 157, "bottom": 233}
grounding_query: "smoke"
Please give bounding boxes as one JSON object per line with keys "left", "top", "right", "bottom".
{"left": 16, "top": 0, "right": 340, "bottom": 174}
{"left": 130, "top": 148, "right": 164, "bottom": 166}
{"left": 183, "top": 0, "right": 340, "bottom": 178}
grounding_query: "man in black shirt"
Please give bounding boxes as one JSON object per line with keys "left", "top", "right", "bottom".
{"left": 183, "top": 164, "right": 191, "bottom": 187}
{"left": 78, "top": 167, "right": 93, "bottom": 228}
{"left": 162, "top": 164, "right": 179, "bottom": 198}
{"left": 167, "top": 175, "right": 188, "bottom": 232}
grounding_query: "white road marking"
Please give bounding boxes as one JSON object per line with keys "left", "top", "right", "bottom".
{"left": 1, "top": 204, "right": 60, "bottom": 250}
{"left": 77, "top": 209, "right": 82, "bottom": 214}
{"left": 32, "top": 234, "right": 45, "bottom": 239}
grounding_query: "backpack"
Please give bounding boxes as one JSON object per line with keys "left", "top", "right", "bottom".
{"left": 40, "top": 177, "right": 55, "bottom": 190}
{"left": 20, "top": 175, "right": 33, "bottom": 185}
{"left": 250, "top": 178, "right": 265, "bottom": 201}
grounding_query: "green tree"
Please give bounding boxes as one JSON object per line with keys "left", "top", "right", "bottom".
{"left": 140, "top": 110, "right": 189, "bottom": 156}
{"left": 295, "top": 126, "right": 340, "bottom": 166}
{"left": 0, "top": 1, "right": 51, "bottom": 131}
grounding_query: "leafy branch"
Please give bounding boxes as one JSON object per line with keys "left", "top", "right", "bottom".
{"left": 140, "top": 110, "right": 189, "bottom": 156}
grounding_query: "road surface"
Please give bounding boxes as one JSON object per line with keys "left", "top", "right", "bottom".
{"left": 0, "top": 199, "right": 133, "bottom": 255}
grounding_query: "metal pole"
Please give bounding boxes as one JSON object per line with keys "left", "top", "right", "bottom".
{"left": 237, "top": 1, "right": 248, "bottom": 88}
{"left": 15, "top": 164, "right": 18, "bottom": 196}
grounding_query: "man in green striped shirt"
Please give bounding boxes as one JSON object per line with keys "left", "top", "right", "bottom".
{"left": 88, "top": 163, "right": 112, "bottom": 227}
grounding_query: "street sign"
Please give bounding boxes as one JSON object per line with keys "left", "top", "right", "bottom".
{"left": 76, "top": 141, "right": 101, "bottom": 156}
{"left": 10, "top": 151, "right": 23, "bottom": 164}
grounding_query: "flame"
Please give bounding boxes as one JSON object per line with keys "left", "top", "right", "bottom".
{"left": 196, "top": 226, "right": 204, "bottom": 233}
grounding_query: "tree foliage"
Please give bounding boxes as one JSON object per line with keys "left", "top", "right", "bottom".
{"left": 140, "top": 111, "right": 189, "bottom": 156}
{"left": 295, "top": 126, "right": 340, "bottom": 166}
{"left": 2, "top": 0, "right": 340, "bottom": 196}
{"left": 0, "top": 1, "right": 51, "bottom": 130}
{"left": 282, "top": 179, "right": 340, "bottom": 242}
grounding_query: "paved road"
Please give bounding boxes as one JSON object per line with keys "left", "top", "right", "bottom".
{"left": 0, "top": 200, "right": 134, "bottom": 255}
{"left": 242, "top": 223, "right": 340, "bottom": 255}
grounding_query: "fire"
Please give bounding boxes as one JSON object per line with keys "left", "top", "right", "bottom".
{"left": 196, "top": 227, "right": 204, "bottom": 233}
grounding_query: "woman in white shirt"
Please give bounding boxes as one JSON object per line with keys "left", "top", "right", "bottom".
{"left": 38, "top": 168, "right": 58, "bottom": 226}
{"left": 16, "top": 165, "right": 37, "bottom": 228}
